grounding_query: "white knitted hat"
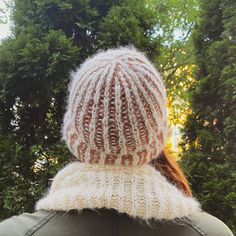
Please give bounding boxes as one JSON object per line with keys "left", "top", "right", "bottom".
{"left": 62, "top": 46, "right": 168, "bottom": 166}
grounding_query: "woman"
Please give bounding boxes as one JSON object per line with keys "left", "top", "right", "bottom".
{"left": 0, "top": 46, "right": 233, "bottom": 236}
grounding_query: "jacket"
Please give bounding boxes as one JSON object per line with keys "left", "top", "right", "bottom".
{"left": 0, "top": 208, "right": 233, "bottom": 236}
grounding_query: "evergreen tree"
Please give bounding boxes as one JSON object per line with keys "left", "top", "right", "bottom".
{"left": 181, "top": 0, "right": 236, "bottom": 233}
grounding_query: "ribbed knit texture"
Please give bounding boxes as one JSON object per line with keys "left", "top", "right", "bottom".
{"left": 36, "top": 162, "right": 201, "bottom": 220}
{"left": 62, "top": 46, "right": 168, "bottom": 166}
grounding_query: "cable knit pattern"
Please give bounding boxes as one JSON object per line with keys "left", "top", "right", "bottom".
{"left": 61, "top": 46, "right": 168, "bottom": 166}
{"left": 36, "top": 162, "right": 201, "bottom": 220}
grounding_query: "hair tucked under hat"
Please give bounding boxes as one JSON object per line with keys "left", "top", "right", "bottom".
{"left": 62, "top": 46, "right": 168, "bottom": 166}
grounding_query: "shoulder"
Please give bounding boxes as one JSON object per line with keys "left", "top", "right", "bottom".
{"left": 0, "top": 209, "right": 234, "bottom": 236}
{"left": 187, "top": 211, "right": 234, "bottom": 236}
{"left": 0, "top": 210, "right": 57, "bottom": 236}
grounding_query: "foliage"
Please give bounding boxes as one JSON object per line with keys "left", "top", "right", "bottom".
{"left": 0, "top": 1, "right": 7, "bottom": 24}
{"left": 0, "top": 27, "right": 79, "bottom": 219}
{"left": 181, "top": 0, "right": 236, "bottom": 233}
{"left": 2, "top": 0, "right": 225, "bottom": 226}
{"left": 97, "top": 0, "right": 161, "bottom": 57}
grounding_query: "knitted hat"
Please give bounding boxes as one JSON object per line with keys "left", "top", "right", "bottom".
{"left": 62, "top": 46, "right": 168, "bottom": 166}
{"left": 36, "top": 46, "right": 200, "bottom": 221}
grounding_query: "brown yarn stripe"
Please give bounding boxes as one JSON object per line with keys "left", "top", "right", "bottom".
{"left": 108, "top": 69, "right": 121, "bottom": 155}
{"left": 82, "top": 73, "right": 101, "bottom": 143}
{"left": 124, "top": 74, "right": 149, "bottom": 147}
{"left": 120, "top": 77, "right": 136, "bottom": 154}
{"left": 94, "top": 78, "right": 106, "bottom": 151}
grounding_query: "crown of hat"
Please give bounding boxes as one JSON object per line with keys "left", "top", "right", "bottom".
{"left": 62, "top": 46, "right": 168, "bottom": 166}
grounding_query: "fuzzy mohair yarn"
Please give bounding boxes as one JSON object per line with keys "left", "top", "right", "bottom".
{"left": 62, "top": 46, "right": 168, "bottom": 166}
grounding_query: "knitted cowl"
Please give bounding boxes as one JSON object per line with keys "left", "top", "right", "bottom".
{"left": 36, "top": 46, "right": 201, "bottom": 221}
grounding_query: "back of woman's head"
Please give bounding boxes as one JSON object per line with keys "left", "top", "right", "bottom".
{"left": 37, "top": 46, "right": 200, "bottom": 221}
{"left": 62, "top": 46, "right": 168, "bottom": 166}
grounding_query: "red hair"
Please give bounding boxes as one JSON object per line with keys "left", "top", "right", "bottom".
{"left": 150, "top": 148, "right": 192, "bottom": 197}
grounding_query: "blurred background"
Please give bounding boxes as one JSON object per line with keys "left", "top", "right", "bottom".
{"left": 0, "top": 0, "right": 235, "bottom": 233}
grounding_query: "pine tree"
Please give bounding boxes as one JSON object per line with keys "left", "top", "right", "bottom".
{"left": 181, "top": 0, "right": 236, "bottom": 232}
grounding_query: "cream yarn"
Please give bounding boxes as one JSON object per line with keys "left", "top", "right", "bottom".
{"left": 36, "top": 162, "right": 201, "bottom": 220}
{"left": 62, "top": 46, "right": 168, "bottom": 166}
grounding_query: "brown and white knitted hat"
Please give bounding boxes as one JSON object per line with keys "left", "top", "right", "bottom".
{"left": 37, "top": 46, "right": 200, "bottom": 221}
{"left": 62, "top": 46, "right": 168, "bottom": 166}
